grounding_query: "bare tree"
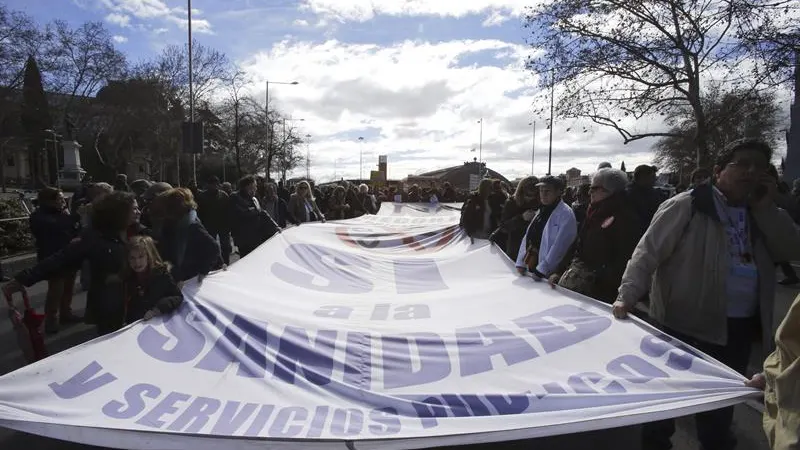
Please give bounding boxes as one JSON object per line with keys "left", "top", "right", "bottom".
{"left": 0, "top": 5, "right": 43, "bottom": 93}
{"left": 273, "top": 124, "right": 305, "bottom": 181}
{"left": 47, "top": 21, "right": 127, "bottom": 131}
{"left": 143, "top": 39, "right": 231, "bottom": 113}
{"left": 525, "top": 0, "right": 789, "bottom": 168}
{"left": 654, "top": 88, "right": 780, "bottom": 180}
{"left": 221, "top": 69, "right": 249, "bottom": 178}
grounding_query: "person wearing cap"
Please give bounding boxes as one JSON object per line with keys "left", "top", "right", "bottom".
{"left": 613, "top": 139, "right": 800, "bottom": 450}
{"left": 627, "top": 164, "right": 664, "bottom": 233}
{"left": 515, "top": 176, "right": 577, "bottom": 279}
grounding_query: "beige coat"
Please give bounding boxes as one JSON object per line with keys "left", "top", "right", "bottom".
{"left": 617, "top": 185, "right": 800, "bottom": 348}
{"left": 764, "top": 293, "right": 800, "bottom": 450}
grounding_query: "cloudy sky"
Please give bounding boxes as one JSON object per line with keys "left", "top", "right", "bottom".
{"left": 9, "top": 0, "right": 793, "bottom": 182}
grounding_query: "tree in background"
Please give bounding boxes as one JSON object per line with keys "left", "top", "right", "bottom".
{"left": 47, "top": 21, "right": 127, "bottom": 134}
{"left": 525, "top": 0, "right": 790, "bottom": 169}
{"left": 20, "top": 56, "right": 53, "bottom": 187}
{"left": 620, "top": 161, "right": 626, "bottom": 172}
{"left": 653, "top": 88, "right": 780, "bottom": 180}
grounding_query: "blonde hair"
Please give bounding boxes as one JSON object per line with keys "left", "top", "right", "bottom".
{"left": 127, "top": 235, "right": 167, "bottom": 274}
{"left": 296, "top": 181, "right": 313, "bottom": 200}
{"left": 152, "top": 187, "right": 197, "bottom": 221}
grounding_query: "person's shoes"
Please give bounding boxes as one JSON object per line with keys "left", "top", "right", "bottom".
{"left": 45, "top": 318, "right": 60, "bottom": 335}
{"left": 779, "top": 276, "right": 799, "bottom": 286}
{"left": 60, "top": 313, "right": 84, "bottom": 325}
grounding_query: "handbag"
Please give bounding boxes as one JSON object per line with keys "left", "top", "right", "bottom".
{"left": 558, "top": 260, "right": 598, "bottom": 296}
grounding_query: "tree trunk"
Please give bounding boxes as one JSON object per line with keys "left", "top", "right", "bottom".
{"left": 234, "top": 104, "right": 241, "bottom": 179}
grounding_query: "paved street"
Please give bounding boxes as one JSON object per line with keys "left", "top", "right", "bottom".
{"left": 0, "top": 269, "right": 794, "bottom": 449}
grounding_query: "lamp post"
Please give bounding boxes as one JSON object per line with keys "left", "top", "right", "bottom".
{"left": 44, "top": 129, "right": 61, "bottom": 188}
{"left": 265, "top": 80, "right": 299, "bottom": 180}
{"left": 477, "top": 118, "right": 483, "bottom": 176}
{"left": 528, "top": 121, "right": 536, "bottom": 177}
{"left": 358, "top": 136, "right": 364, "bottom": 181}
{"left": 187, "top": 0, "right": 196, "bottom": 184}
{"left": 305, "top": 134, "right": 312, "bottom": 180}
{"left": 547, "top": 68, "right": 555, "bottom": 176}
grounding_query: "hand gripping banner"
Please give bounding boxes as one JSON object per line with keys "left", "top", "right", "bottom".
{"left": 0, "top": 203, "right": 759, "bottom": 449}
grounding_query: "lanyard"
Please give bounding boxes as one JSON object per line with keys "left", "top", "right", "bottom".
{"left": 722, "top": 207, "right": 752, "bottom": 263}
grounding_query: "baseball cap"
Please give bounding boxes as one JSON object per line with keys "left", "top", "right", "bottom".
{"left": 536, "top": 175, "right": 565, "bottom": 191}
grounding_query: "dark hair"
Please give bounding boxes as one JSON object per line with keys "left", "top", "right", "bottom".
{"left": 91, "top": 191, "right": 136, "bottom": 233}
{"left": 716, "top": 138, "right": 773, "bottom": 168}
{"left": 37, "top": 187, "right": 62, "bottom": 205}
{"left": 238, "top": 175, "right": 256, "bottom": 191}
{"left": 691, "top": 167, "right": 712, "bottom": 181}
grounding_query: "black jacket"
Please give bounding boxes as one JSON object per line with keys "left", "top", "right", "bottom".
{"left": 196, "top": 189, "right": 230, "bottom": 232}
{"left": 15, "top": 228, "right": 127, "bottom": 333}
{"left": 157, "top": 210, "right": 222, "bottom": 282}
{"left": 124, "top": 265, "right": 183, "bottom": 325}
{"left": 29, "top": 206, "right": 81, "bottom": 262}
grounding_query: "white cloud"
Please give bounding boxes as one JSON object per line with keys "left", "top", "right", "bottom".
{"left": 112, "top": 34, "right": 128, "bottom": 43}
{"left": 299, "top": 0, "right": 536, "bottom": 22}
{"left": 237, "top": 38, "right": 661, "bottom": 182}
{"left": 105, "top": 12, "right": 131, "bottom": 27}
{"left": 97, "top": 0, "right": 213, "bottom": 33}
{"left": 481, "top": 10, "right": 509, "bottom": 27}
{"left": 293, "top": 19, "right": 310, "bottom": 26}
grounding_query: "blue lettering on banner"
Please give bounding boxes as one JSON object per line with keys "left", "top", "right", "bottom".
{"left": 455, "top": 324, "right": 539, "bottom": 376}
{"left": 102, "top": 383, "right": 161, "bottom": 419}
{"left": 49, "top": 361, "right": 118, "bottom": 399}
{"left": 381, "top": 333, "right": 451, "bottom": 389}
{"left": 270, "top": 243, "right": 448, "bottom": 295}
{"left": 99, "top": 387, "right": 403, "bottom": 438}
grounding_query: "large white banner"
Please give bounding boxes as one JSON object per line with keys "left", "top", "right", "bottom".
{"left": 0, "top": 203, "right": 759, "bottom": 449}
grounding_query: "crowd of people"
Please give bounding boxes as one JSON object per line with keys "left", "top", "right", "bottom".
{"left": 1, "top": 137, "right": 799, "bottom": 450}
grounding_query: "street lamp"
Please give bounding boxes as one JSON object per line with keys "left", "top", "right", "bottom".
{"left": 358, "top": 137, "right": 366, "bottom": 180}
{"left": 528, "top": 121, "right": 536, "bottom": 177}
{"left": 265, "top": 80, "right": 299, "bottom": 180}
{"left": 305, "top": 134, "right": 312, "bottom": 180}
{"left": 547, "top": 68, "right": 555, "bottom": 176}
{"left": 477, "top": 119, "right": 483, "bottom": 176}
{"left": 44, "top": 129, "right": 61, "bottom": 188}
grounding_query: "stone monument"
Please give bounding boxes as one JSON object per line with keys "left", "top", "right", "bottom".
{"left": 58, "top": 140, "right": 85, "bottom": 190}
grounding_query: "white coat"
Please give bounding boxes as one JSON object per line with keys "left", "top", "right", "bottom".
{"left": 515, "top": 200, "right": 578, "bottom": 276}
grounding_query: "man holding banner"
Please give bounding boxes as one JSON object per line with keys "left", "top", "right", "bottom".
{"left": 613, "top": 139, "right": 800, "bottom": 450}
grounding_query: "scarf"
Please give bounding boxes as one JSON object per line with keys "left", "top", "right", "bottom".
{"left": 528, "top": 201, "right": 558, "bottom": 249}
{"left": 581, "top": 193, "right": 625, "bottom": 236}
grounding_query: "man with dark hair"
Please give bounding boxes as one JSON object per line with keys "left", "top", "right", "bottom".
{"left": 196, "top": 176, "right": 232, "bottom": 265}
{"left": 690, "top": 167, "right": 712, "bottom": 188}
{"left": 229, "top": 176, "right": 280, "bottom": 257}
{"left": 29, "top": 187, "right": 82, "bottom": 333}
{"left": 627, "top": 164, "right": 663, "bottom": 232}
{"left": 614, "top": 138, "right": 800, "bottom": 450}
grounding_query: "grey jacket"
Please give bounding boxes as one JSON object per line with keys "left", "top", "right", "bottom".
{"left": 617, "top": 184, "right": 800, "bottom": 349}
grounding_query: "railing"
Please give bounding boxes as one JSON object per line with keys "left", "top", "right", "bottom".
{"left": 0, "top": 193, "right": 34, "bottom": 258}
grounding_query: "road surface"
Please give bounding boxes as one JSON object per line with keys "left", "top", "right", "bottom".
{"left": 0, "top": 273, "right": 793, "bottom": 449}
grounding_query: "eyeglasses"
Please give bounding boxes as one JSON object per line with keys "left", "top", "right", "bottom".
{"left": 727, "top": 159, "right": 768, "bottom": 172}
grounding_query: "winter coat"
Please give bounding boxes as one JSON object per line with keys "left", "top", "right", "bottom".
{"left": 123, "top": 265, "right": 183, "bottom": 325}
{"left": 29, "top": 206, "right": 81, "bottom": 262}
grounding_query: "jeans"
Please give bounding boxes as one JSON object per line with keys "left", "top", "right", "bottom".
{"left": 642, "top": 317, "right": 756, "bottom": 450}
